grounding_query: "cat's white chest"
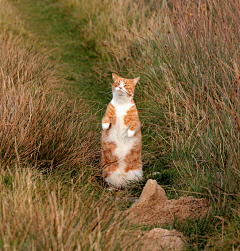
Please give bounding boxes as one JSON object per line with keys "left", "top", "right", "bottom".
{"left": 108, "top": 100, "right": 136, "bottom": 168}
{"left": 110, "top": 100, "right": 133, "bottom": 138}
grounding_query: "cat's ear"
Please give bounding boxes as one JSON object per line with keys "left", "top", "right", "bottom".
{"left": 112, "top": 73, "right": 118, "bottom": 81}
{"left": 133, "top": 77, "right": 140, "bottom": 86}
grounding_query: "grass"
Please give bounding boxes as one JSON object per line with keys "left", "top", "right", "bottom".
{"left": 1, "top": 0, "right": 240, "bottom": 250}
{"left": 0, "top": 31, "right": 99, "bottom": 175}
{"left": 63, "top": 0, "right": 240, "bottom": 249}
{"left": 9, "top": 0, "right": 111, "bottom": 107}
{"left": 0, "top": 167, "right": 146, "bottom": 250}
{"left": 0, "top": 1, "right": 145, "bottom": 250}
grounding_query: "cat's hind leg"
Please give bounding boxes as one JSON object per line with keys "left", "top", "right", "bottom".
{"left": 104, "top": 169, "right": 128, "bottom": 189}
{"left": 124, "top": 136, "right": 143, "bottom": 182}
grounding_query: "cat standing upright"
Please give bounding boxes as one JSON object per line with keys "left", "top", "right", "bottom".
{"left": 101, "top": 73, "right": 142, "bottom": 188}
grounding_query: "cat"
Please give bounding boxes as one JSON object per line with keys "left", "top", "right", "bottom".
{"left": 101, "top": 73, "right": 142, "bottom": 188}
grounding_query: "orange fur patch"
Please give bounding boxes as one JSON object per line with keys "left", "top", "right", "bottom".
{"left": 101, "top": 104, "right": 118, "bottom": 177}
{"left": 124, "top": 105, "right": 140, "bottom": 131}
{"left": 102, "top": 103, "right": 116, "bottom": 127}
{"left": 124, "top": 131, "right": 142, "bottom": 172}
{"left": 101, "top": 130, "right": 118, "bottom": 178}
{"left": 123, "top": 104, "right": 142, "bottom": 172}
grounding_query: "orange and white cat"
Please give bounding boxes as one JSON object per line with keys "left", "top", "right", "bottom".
{"left": 101, "top": 73, "right": 142, "bottom": 188}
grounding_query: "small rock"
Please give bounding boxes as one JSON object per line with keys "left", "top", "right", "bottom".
{"left": 142, "top": 228, "right": 185, "bottom": 251}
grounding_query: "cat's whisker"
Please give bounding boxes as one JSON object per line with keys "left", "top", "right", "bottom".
{"left": 122, "top": 89, "right": 133, "bottom": 97}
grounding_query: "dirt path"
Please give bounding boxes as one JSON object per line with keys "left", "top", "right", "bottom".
{"left": 10, "top": 0, "right": 109, "bottom": 113}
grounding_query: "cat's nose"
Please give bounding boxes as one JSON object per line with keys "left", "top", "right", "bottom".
{"left": 119, "top": 86, "right": 122, "bottom": 89}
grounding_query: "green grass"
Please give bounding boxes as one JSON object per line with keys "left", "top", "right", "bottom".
{"left": 10, "top": 0, "right": 111, "bottom": 110}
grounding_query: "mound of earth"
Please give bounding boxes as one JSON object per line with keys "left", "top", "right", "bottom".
{"left": 126, "top": 179, "right": 209, "bottom": 225}
{"left": 141, "top": 228, "right": 185, "bottom": 251}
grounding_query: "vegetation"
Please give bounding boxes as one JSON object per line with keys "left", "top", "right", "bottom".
{"left": 0, "top": 0, "right": 239, "bottom": 249}
{"left": 0, "top": 1, "right": 141, "bottom": 250}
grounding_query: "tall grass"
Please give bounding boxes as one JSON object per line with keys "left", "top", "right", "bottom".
{"left": 127, "top": 0, "right": 240, "bottom": 197}
{"left": 67, "top": 0, "right": 156, "bottom": 59}
{"left": 0, "top": 31, "right": 100, "bottom": 173}
{"left": 67, "top": 0, "right": 240, "bottom": 249}
{"left": 2, "top": 0, "right": 239, "bottom": 249}
{"left": 0, "top": 4, "right": 146, "bottom": 249}
{"left": 0, "top": 167, "right": 145, "bottom": 250}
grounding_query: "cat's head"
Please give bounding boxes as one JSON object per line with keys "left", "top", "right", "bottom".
{"left": 112, "top": 73, "right": 140, "bottom": 97}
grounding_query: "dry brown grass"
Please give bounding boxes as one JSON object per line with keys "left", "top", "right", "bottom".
{"left": 0, "top": 167, "right": 145, "bottom": 250}
{"left": 0, "top": 31, "right": 100, "bottom": 172}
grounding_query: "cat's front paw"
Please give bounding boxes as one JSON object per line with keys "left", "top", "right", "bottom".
{"left": 127, "top": 129, "right": 136, "bottom": 138}
{"left": 102, "top": 123, "right": 110, "bottom": 130}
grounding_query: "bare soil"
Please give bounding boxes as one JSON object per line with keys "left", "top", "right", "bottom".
{"left": 126, "top": 179, "right": 209, "bottom": 225}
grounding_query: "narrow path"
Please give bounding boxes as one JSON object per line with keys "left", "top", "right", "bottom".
{"left": 10, "top": 0, "right": 109, "bottom": 113}
{"left": 9, "top": 0, "right": 173, "bottom": 198}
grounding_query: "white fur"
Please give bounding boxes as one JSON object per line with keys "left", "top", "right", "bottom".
{"left": 102, "top": 122, "right": 110, "bottom": 130}
{"left": 105, "top": 169, "right": 142, "bottom": 189}
{"left": 127, "top": 129, "right": 136, "bottom": 138}
{"left": 104, "top": 89, "right": 142, "bottom": 188}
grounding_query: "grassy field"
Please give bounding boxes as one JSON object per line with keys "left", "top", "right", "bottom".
{"left": 0, "top": 0, "right": 239, "bottom": 250}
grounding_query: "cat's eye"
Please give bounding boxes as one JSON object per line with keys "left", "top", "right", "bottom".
{"left": 125, "top": 84, "right": 129, "bottom": 87}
